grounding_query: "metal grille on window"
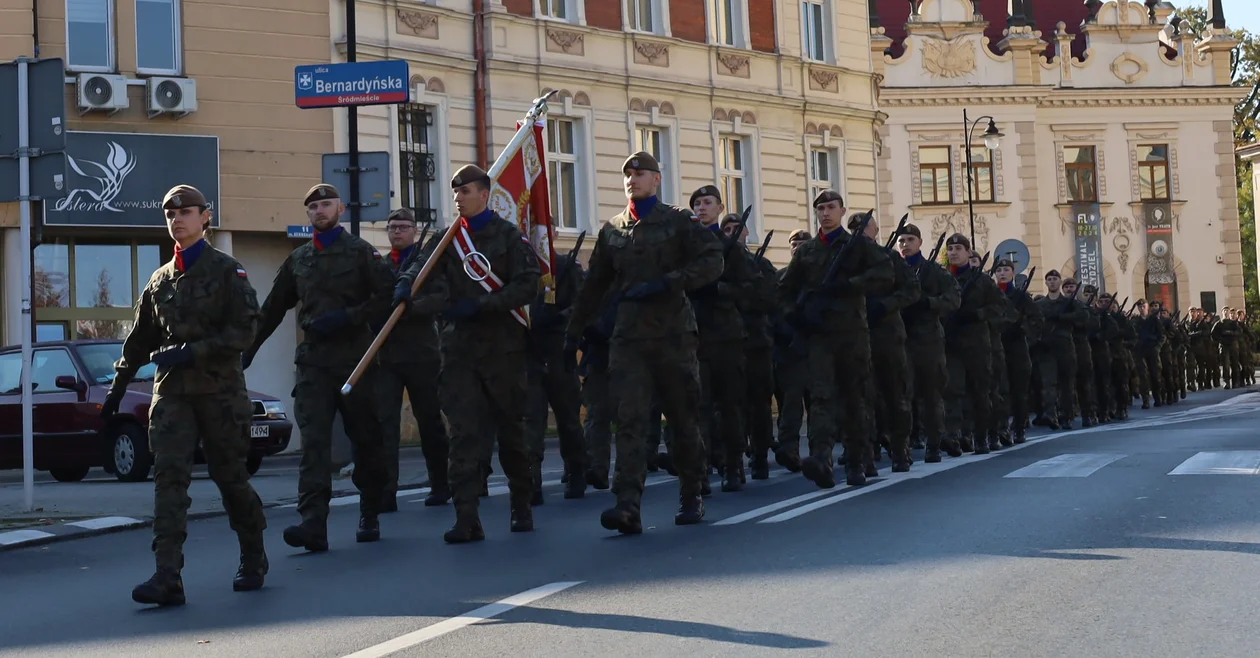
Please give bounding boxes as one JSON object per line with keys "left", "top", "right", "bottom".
{"left": 398, "top": 104, "right": 438, "bottom": 225}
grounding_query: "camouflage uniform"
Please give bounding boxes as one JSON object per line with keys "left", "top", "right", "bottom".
{"left": 1088, "top": 301, "right": 1117, "bottom": 421}
{"left": 741, "top": 245, "right": 780, "bottom": 478}
{"left": 250, "top": 185, "right": 393, "bottom": 548}
{"left": 865, "top": 247, "right": 920, "bottom": 470}
{"left": 579, "top": 293, "right": 619, "bottom": 487}
{"left": 899, "top": 231, "right": 961, "bottom": 462}
{"left": 110, "top": 186, "right": 266, "bottom": 604}
{"left": 999, "top": 279, "right": 1041, "bottom": 443}
{"left": 1110, "top": 308, "right": 1134, "bottom": 419}
{"left": 1068, "top": 291, "right": 1098, "bottom": 425}
{"left": 1213, "top": 317, "right": 1241, "bottom": 388}
{"left": 1033, "top": 287, "right": 1079, "bottom": 427}
{"left": 772, "top": 267, "right": 810, "bottom": 466}
{"left": 942, "top": 246, "right": 1005, "bottom": 453}
{"left": 986, "top": 284, "right": 1016, "bottom": 450}
{"left": 1135, "top": 312, "right": 1164, "bottom": 406}
{"left": 566, "top": 153, "right": 723, "bottom": 531}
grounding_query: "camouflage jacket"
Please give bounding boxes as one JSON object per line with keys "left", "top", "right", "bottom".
{"left": 530, "top": 258, "right": 586, "bottom": 353}
{"left": 379, "top": 239, "right": 441, "bottom": 365}
{"left": 1035, "top": 294, "right": 1084, "bottom": 345}
{"left": 568, "top": 201, "right": 723, "bottom": 342}
{"left": 739, "top": 251, "right": 779, "bottom": 350}
{"left": 405, "top": 214, "right": 541, "bottom": 360}
{"left": 998, "top": 283, "right": 1042, "bottom": 347}
{"left": 943, "top": 264, "right": 1004, "bottom": 350}
{"left": 777, "top": 230, "right": 894, "bottom": 333}
{"left": 112, "top": 243, "right": 259, "bottom": 397}
{"left": 253, "top": 228, "right": 395, "bottom": 370}
{"left": 867, "top": 250, "right": 921, "bottom": 340}
{"left": 689, "top": 229, "right": 760, "bottom": 346}
{"left": 901, "top": 254, "right": 960, "bottom": 341}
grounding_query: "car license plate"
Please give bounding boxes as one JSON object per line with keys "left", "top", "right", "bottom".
{"left": 250, "top": 425, "right": 269, "bottom": 439}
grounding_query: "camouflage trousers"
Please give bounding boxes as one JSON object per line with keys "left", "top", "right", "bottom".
{"left": 1004, "top": 339, "right": 1032, "bottom": 434}
{"left": 699, "top": 339, "right": 747, "bottom": 474}
{"left": 581, "top": 349, "right": 613, "bottom": 475}
{"left": 870, "top": 327, "right": 911, "bottom": 462}
{"left": 1073, "top": 336, "right": 1096, "bottom": 420}
{"left": 1136, "top": 348, "right": 1162, "bottom": 404}
{"left": 744, "top": 346, "right": 776, "bottom": 460}
{"left": 293, "top": 364, "right": 387, "bottom": 523}
{"left": 989, "top": 337, "right": 1009, "bottom": 439}
{"left": 1090, "top": 343, "right": 1113, "bottom": 417}
{"left": 1035, "top": 338, "right": 1076, "bottom": 422}
{"left": 1221, "top": 343, "right": 1241, "bottom": 387}
{"left": 609, "top": 335, "right": 706, "bottom": 505}
{"left": 773, "top": 356, "right": 810, "bottom": 457}
{"left": 943, "top": 334, "right": 993, "bottom": 441}
{"left": 440, "top": 353, "right": 533, "bottom": 517}
{"left": 376, "top": 358, "right": 450, "bottom": 497}
{"left": 151, "top": 392, "right": 265, "bottom": 571}
{"left": 907, "top": 331, "right": 947, "bottom": 450}
{"left": 526, "top": 347, "right": 588, "bottom": 471}
{"left": 1112, "top": 345, "right": 1132, "bottom": 410}
{"left": 802, "top": 329, "right": 873, "bottom": 467}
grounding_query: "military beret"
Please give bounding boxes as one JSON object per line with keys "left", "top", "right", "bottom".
{"left": 451, "top": 164, "right": 491, "bottom": 189}
{"left": 812, "top": 190, "right": 844, "bottom": 208}
{"left": 1062, "top": 277, "right": 1078, "bottom": 286}
{"left": 1082, "top": 284, "right": 1098, "bottom": 293}
{"left": 623, "top": 151, "right": 660, "bottom": 173}
{"left": 945, "top": 233, "right": 970, "bottom": 250}
{"left": 1045, "top": 269, "right": 1061, "bottom": 279}
{"left": 162, "top": 185, "right": 208, "bottom": 210}
{"left": 304, "top": 184, "right": 340, "bottom": 206}
{"left": 690, "top": 185, "right": 722, "bottom": 208}
{"left": 898, "top": 223, "right": 922, "bottom": 239}
{"left": 387, "top": 208, "right": 417, "bottom": 223}
{"left": 788, "top": 229, "right": 811, "bottom": 243}
{"left": 719, "top": 213, "right": 742, "bottom": 227}
{"left": 994, "top": 258, "right": 1015, "bottom": 270}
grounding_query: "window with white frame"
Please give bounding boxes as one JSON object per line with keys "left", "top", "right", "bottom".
{"left": 808, "top": 147, "right": 840, "bottom": 211}
{"left": 537, "top": 0, "right": 582, "bottom": 22}
{"left": 635, "top": 126, "right": 662, "bottom": 162}
{"left": 67, "top": 0, "right": 115, "bottom": 72}
{"left": 802, "top": 1, "right": 830, "bottom": 62}
{"left": 719, "top": 135, "right": 748, "bottom": 213}
{"left": 136, "top": 0, "right": 181, "bottom": 74}
{"left": 547, "top": 118, "right": 581, "bottom": 229}
{"left": 634, "top": 124, "right": 675, "bottom": 200}
{"left": 629, "top": 0, "right": 654, "bottom": 32}
{"left": 712, "top": 0, "right": 748, "bottom": 48}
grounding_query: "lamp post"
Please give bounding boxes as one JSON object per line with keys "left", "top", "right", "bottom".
{"left": 963, "top": 108, "right": 1004, "bottom": 248}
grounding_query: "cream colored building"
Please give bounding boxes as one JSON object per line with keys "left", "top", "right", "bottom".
{"left": 873, "top": 0, "right": 1244, "bottom": 311}
{"left": 335, "top": 0, "right": 884, "bottom": 265}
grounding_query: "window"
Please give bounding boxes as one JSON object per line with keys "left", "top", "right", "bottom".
{"left": 398, "top": 104, "right": 438, "bottom": 225}
{"left": 712, "top": 0, "right": 747, "bottom": 48}
{"left": 547, "top": 118, "right": 580, "bottom": 229}
{"left": 719, "top": 135, "right": 747, "bottom": 212}
{"left": 34, "top": 239, "right": 166, "bottom": 341}
{"left": 808, "top": 147, "right": 840, "bottom": 210}
{"left": 635, "top": 126, "right": 662, "bottom": 161}
{"left": 1064, "top": 146, "right": 1098, "bottom": 203}
{"left": 0, "top": 354, "right": 19, "bottom": 394}
{"left": 966, "top": 146, "right": 995, "bottom": 203}
{"left": 538, "top": 0, "right": 583, "bottom": 22}
{"left": 78, "top": 342, "right": 157, "bottom": 384}
{"left": 919, "top": 146, "right": 953, "bottom": 205}
{"left": 802, "top": 1, "right": 828, "bottom": 62}
{"left": 540, "top": 0, "right": 566, "bottom": 18}
{"left": 136, "top": 0, "right": 180, "bottom": 74}
{"left": 31, "top": 349, "right": 78, "bottom": 394}
{"left": 1137, "top": 144, "right": 1170, "bottom": 201}
{"left": 66, "top": 0, "right": 114, "bottom": 72}
{"left": 630, "top": 0, "right": 654, "bottom": 32}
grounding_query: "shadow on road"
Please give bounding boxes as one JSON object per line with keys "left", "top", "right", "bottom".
{"left": 486, "top": 608, "right": 829, "bottom": 649}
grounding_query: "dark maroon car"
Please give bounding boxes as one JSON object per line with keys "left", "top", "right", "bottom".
{"left": 0, "top": 339, "right": 292, "bottom": 482}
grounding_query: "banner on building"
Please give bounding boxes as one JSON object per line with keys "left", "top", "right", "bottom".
{"left": 1143, "top": 202, "right": 1177, "bottom": 310}
{"left": 1072, "top": 203, "right": 1105, "bottom": 293}
{"left": 44, "top": 132, "right": 220, "bottom": 228}
{"left": 488, "top": 120, "right": 558, "bottom": 303}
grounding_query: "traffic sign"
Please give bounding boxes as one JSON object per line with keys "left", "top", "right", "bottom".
{"left": 0, "top": 57, "right": 66, "bottom": 157}
{"left": 321, "top": 151, "right": 392, "bottom": 223}
{"left": 0, "top": 152, "right": 66, "bottom": 202}
{"left": 994, "top": 238, "right": 1031, "bottom": 275}
{"left": 294, "top": 60, "right": 410, "bottom": 109}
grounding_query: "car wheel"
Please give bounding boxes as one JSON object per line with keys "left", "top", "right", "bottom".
{"left": 246, "top": 452, "right": 263, "bottom": 476}
{"left": 49, "top": 466, "right": 91, "bottom": 483}
{"left": 111, "top": 422, "right": 153, "bottom": 483}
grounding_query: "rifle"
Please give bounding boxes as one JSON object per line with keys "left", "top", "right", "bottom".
{"left": 786, "top": 209, "right": 876, "bottom": 334}
{"left": 944, "top": 251, "right": 990, "bottom": 336}
{"left": 1116, "top": 296, "right": 1129, "bottom": 314}
{"left": 553, "top": 230, "right": 586, "bottom": 293}
{"left": 754, "top": 230, "right": 774, "bottom": 262}
{"left": 722, "top": 205, "right": 754, "bottom": 258}
{"left": 913, "top": 231, "right": 948, "bottom": 282}
{"left": 1019, "top": 266, "right": 1036, "bottom": 294}
{"left": 883, "top": 213, "right": 909, "bottom": 251}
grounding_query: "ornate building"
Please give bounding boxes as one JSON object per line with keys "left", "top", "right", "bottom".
{"left": 873, "top": 0, "right": 1244, "bottom": 311}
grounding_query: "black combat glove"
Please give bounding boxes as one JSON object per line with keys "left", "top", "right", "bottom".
{"left": 392, "top": 280, "right": 412, "bottom": 309}
{"left": 100, "top": 388, "right": 123, "bottom": 420}
{"left": 443, "top": 298, "right": 481, "bottom": 322}
{"left": 307, "top": 309, "right": 351, "bottom": 336}
{"left": 563, "top": 335, "right": 580, "bottom": 372}
{"left": 903, "top": 297, "right": 931, "bottom": 316}
{"left": 954, "top": 308, "right": 981, "bottom": 324}
{"left": 623, "top": 278, "right": 670, "bottom": 301}
{"left": 149, "top": 343, "right": 194, "bottom": 368}
{"left": 866, "top": 298, "right": 887, "bottom": 324}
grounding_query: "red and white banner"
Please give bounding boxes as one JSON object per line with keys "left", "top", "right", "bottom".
{"left": 452, "top": 218, "right": 530, "bottom": 328}
{"left": 488, "top": 120, "right": 558, "bottom": 304}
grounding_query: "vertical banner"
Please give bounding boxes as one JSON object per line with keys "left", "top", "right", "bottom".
{"left": 1072, "top": 203, "right": 1105, "bottom": 293}
{"left": 488, "top": 120, "right": 558, "bottom": 303}
{"left": 1142, "top": 202, "right": 1176, "bottom": 310}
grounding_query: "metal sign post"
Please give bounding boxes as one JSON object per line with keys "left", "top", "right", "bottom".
{"left": 17, "top": 59, "right": 34, "bottom": 513}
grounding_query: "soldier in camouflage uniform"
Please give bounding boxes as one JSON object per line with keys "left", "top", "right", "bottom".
{"left": 564, "top": 152, "right": 723, "bottom": 533}
{"left": 1109, "top": 296, "right": 1134, "bottom": 420}
{"left": 1155, "top": 304, "right": 1177, "bottom": 403}
{"left": 1214, "top": 308, "right": 1242, "bottom": 389}
{"left": 106, "top": 185, "right": 268, "bottom": 606}
{"left": 579, "top": 292, "right": 619, "bottom": 489}
{"left": 897, "top": 224, "right": 961, "bottom": 462}
{"left": 773, "top": 229, "right": 814, "bottom": 470}
{"left": 1086, "top": 287, "right": 1117, "bottom": 423}
{"left": 1033, "top": 271, "right": 1078, "bottom": 429}
{"left": 778, "top": 191, "right": 893, "bottom": 487}
{"left": 376, "top": 209, "right": 451, "bottom": 510}
{"left": 975, "top": 252, "right": 1014, "bottom": 450}
{"left": 1133, "top": 299, "right": 1164, "bottom": 407}
{"left": 1241, "top": 310, "right": 1255, "bottom": 385}
{"left": 941, "top": 237, "right": 1005, "bottom": 453}
{"left": 247, "top": 184, "right": 393, "bottom": 552}
{"left": 396, "top": 165, "right": 540, "bottom": 542}
{"left": 993, "top": 259, "right": 1041, "bottom": 444}
{"left": 1061, "top": 278, "right": 1098, "bottom": 427}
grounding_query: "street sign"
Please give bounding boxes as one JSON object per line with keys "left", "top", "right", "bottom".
{"left": 321, "top": 151, "right": 392, "bottom": 223}
{"left": 0, "top": 152, "right": 66, "bottom": 202}
{"left": 287, "top": 225, "right": 314, "bottom": 239}
{"left": 994, "top": 238, "right": 1031, "bottom": 275}
{"left": 0, "top": 58, "right": 66, "bottom": 157}
{"left": 294, "top": 60, "right": 410, "bottom": 109}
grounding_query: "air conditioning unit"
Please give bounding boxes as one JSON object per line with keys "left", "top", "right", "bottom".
{"left": 145, "top": 77, "right": 197, "bottom": 119}
{"left": 76, "top": 73, "right": 129, "bottom": 115}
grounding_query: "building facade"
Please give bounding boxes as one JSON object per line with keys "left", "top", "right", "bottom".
{"left": 873, "top": 0, "right": 1244, "bottom": 310}
{"left": 0, "top": 0, "right": 334, "bottom": 440}
{"left": 336, "top": 0, "right": 885, "bottom": 264}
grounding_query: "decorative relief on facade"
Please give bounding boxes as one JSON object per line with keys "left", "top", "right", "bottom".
{"left": 396, "top": 9, "right": 439, "bottom": 39}
{"left": 809, "top": 69, "right": 839, "bottom": 92}
{"left": 634, "top": 41, "right": 669, "bottom": 67}
{"left": 546, "top": 29, "right": 584, "bottom": 55}
{"left": 922, "top": 37, "right": 977, "bottom": 79}
{"left": 1106, "top": 216, "right": 1136, "bottom": 274}
{"left": 1110, "top": 52, "right": 1150, "bottom": 85}
{"left": 717, "top": 53, "right": 751, "bottom": 78}
{"left": 1171, "top": 146, "right": 1180, "bottom": 197}
{"left": 952, "top": 146, "right": 963, "bottom": 203}
{"left": 930, "top": 207, "right": 989, "bottom": 253}
{"left": 805, "top": 123, "right": 844, "bottom": 137}
{"left": 1128, "top": 147, "right": 1141, "bottom": 201}
{"left": 1098, "top": 147, "right": 1108, "bottom": 198}
{"left": 629, "top": 98, "right": 676, "bottom": 115}
{"left": 911, "top": 149, "right": 922, "bottom": 205}
{"left": 1055, "top": 148, "right": 1067, "bottom": 210}
{"left": 994, "top": 148, "right": 1005, "bottom": 199}
{"left": 1064, "top": 134, "right": 1097, "bottom": 141}
{"left": 408, "top": 75, "right": 445, "bottom": 93}
{"left": 711, "top": 108, "right": 758, "bottom": 124}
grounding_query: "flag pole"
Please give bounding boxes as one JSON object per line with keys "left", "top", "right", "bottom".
{"left": 341, "top": 90, "right": 558, "bottom": 395}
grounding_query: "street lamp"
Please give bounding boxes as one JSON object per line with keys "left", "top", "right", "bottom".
{"left": 963, "top": 108, "right": 1004, "bottom": 247}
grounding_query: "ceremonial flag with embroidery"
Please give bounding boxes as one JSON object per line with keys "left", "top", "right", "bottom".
{"left": 487, "top": 120, "right": 558, "bottom": 303}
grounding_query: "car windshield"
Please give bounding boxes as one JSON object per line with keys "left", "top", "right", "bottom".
{"left": 77, "top": 343, "right": 157, "bottom": 384}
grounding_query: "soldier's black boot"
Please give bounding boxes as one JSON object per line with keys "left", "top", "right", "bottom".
{"left": 510, "top": 502, "right": 534, "bottom": 532}
{"left": 774, "top": 447, "right": 802, "bottom": 473}
{"left": 444, "top": 514, "right": 486, "bottom": 544}
{"left": 750, "top": 453, "right": 770, "bottom": 480}
{"left": 999, "top": 430, "right": 1014, "bottom": 448}
{"left": 721, "top": 460, "right": 745, "bottom": 492}
{"left": 283, "top": 519, "right": 329, "bottom": 553}
{"left": 675, "top": 494, "right": 705, "bottom": 525}
{"left": 655, "top": 451, "right": 678, "bottom": 476}
{"left": 1013, "top": 429, "right": 1027, "bottom": 444}
{"left": 942, "top": 436, "right": 964, "bottom": 458}
{"left": 381, "top": 492, "right": 398, "bottom": 513}
{"left": 801, "top": 455, "right": 836, "bottom": 489}
{"left": 845, "top": 465, "right": 867, "bottom": 487}
{"left": 924, "top": 445, "right": 942, "bottom": 463}
{"left": 600, "top": 501, "right": 643, "bottom": 535}
{"left": 233, "top": 552, "right": 268, "bottom": 592}
{"left": 585, "top": 467, "right": 610, "bottom": 490}
{"left": 987, "top": 433, "right": 1002, "bottom": 452}
{"left": 356, "top": 516, "right": 380, "bottom": 543}
{"left": 132, "top": 568, "right": 185, "bottom": 606}
{"left": 530, "top": 462, "right": 545, "bottom": 507}
{"left": 892, "top": 448, "right": 911, "bottom": 473}
{"left": 564, "top": 472, "right": 586, "bottom": 499}
{"left": 425, "top": 483, "right": 452, "bottom": 507}
{"left": 973, "top": 435, "right": 990, "bottom": 455}
{"left": 958, "top": 435, "right": 975, "bottom": 453}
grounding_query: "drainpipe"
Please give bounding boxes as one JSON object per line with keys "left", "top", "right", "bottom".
{"left": 32, "top": 0, "right": 39, "bottom": 57}
{"left": 473, "top": 0, "right": 489, "bottom": 168}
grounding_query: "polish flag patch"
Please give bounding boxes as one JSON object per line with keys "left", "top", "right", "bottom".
{"left": 236, "top": 268, "right": 248, "bottom": 278}
{"left": 372, "top": 250, "right": 383, "bottom": 259}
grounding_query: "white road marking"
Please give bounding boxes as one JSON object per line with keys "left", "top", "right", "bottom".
{"left": 65, "top": 516, "right": 143, "bottom": 530}
{"left": 1168, "top": 451, "right": 1260, "bottom": 475}
{"left": 712, "top": 489, "right": 837, "bottom": 526}
{"left": 339, "top": 581, "right": 583, "bottom": 658}
{"left": 0, "top": 529, "right": 55, "bottom": 546}
{"left": 759, "top": 478, "right": 901, "bottom": 523}
{"left": 1004, "top": 453, "right": 1127, "bottom": 478}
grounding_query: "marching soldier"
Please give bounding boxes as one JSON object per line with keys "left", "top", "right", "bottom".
{"left": 1109, "top": 296, "right": 1134, "bottom": 420}
{"left": 773, "top": 229, "right": 814, "bottom": 469}
{"left": 1033, "top": 271, "right": 1078, "bottom": 429}
{"left": 580, "top": 293, "right": 619, "bottom": 489}
{"left": 246, "top": 184, "right": 392, "bottom": 552}
{"left": 1087, "top": 288, "right": 1117, "bottom": 423}
{"left": 396, "top": 165, "right": 540, "bottom": 542}
{"left": 978, "top": 254, "right": 1015, "bottom": 450}
{"left": 1213, "top": 308, "right": 1241, "bottom": 389}
{"left": 1133, "top": 299, "right": 1164, "bottom": 407}
{"left": 564, "top": 151, "right": 723, "bottom": 533}
{"left": 1060, "top": 278, "right": 1097, "bottom": 426}
{"left": 778, "top": 192, "right": 893, "bottom": 487}
{"left": 941, "top": 239, "right": 1004, "bottom": 454}
{"left": 107, "top": 185, "right": 268, "bottom": 605}
{"left": 993, "top": 259, "right": 1041, "bottom": 444}
{"left": 376, "top": 209, "right": 451, "bottom": 510}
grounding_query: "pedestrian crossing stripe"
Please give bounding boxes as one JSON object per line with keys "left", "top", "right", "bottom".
{"left": 1168, "top": 451, "right": 1260, "bottom": 475}
{"left": 1004, "top": 453, "right": 1127, "bottom": 478}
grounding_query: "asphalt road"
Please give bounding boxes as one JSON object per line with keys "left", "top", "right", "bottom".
{"left": 3, "top": 388, "right": 1260, "bottom": 657}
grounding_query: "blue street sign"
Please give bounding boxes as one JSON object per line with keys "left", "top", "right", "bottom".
{"left": 287, "top": 225, "right": 314, "bottom": 239}
{"left": 294, "top": 60, "right": 410, "bottom": 109}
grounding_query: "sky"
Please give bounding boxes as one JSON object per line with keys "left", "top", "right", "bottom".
{"left": 1182, "top": 0, "right": 1260, "bottom": 34}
